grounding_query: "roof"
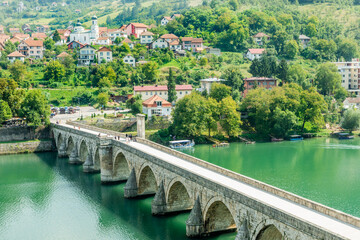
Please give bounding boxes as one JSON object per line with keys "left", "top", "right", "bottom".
{"left": 344, "top": 97, "right": 360, "bottom": 104}
{"left": 200, "top": 78, "right": 226, "bottom": 82}
{"left": 99, "top": 27, "right": 108, "bottom": 33}
{"left": 248, "top": 48, "right": 265, "bottom": 54}
{"left": 192, "top": 38, "right": 203, "bottom": 43}
{"left": 141, "top": 31, "right": 154, "bottom": 36}
{"left": 23, "top": 39, "right": 43, "bottom": 47}
{"left": 13, "top": 33, "right": 30, "bottom": 39}
{"left": 97, "top": 37, "right": 109, "bottom": 40}
{"left": 9, "top": 37, "right": 21, "bottom": 43}
{"left": 9, "top": 28, "right": 20, "bottom": 31}
{"left": 169, "top": 40, "right": 180, "bottom": 45}
{"left": 56, "top": 29, "right": 70, "bottom": 35}
{"left": 57, "top": 52, "right": 70, "bottom": 58}
{"left": 142, "top": 95, "right": 172, "bottom": 108}
{"left": 80, "top": 44, "right": 96, "bottom": 49}
{"left": 244, "top": 77, "right": 276, "bottom": 81}
{"left": 97, "top": 46, "right": 111, "bottom": 52}
{"left": 253, "top": 32, "right": 270, "bottom": 38}
{"left": 299, "top": 34, "right": 310, "bottom": 40}
{"left": 31, "top": 32, "right": 47, "bottom": 39}
{"left": 181, "top": 37, "right": 194, "bottom": 42}
{"left": 161, "top": 34, "right": 178, "bottom": 39}
{"left": 134, "top": 84, "right": 193, "bottom": 92}
{"left": 122, "top": 38, "right": 133, "bottom": 43}
{"left": 129, "top": 23, "right": 148, "bottom": 28}
{"left": 162, "top": 16, "right": 172, "bottom": 21}
{"left": 7, "top": 51, "right": 25, "bottom": 57}
{"left": 172, "top": 14, "right": 182, "bottom": 18}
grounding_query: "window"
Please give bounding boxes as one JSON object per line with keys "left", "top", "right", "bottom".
{"left": 151, "top": 109, "right": 162, "bottom": 115}
{"left": 269, "top": 82, "right": 275, "bottom": 85}
{"left": 180, "top": 91, "right": 182, "bottom": 94}
{"left": 156, "top": 101, "right": 162, "bottom": 107}
{"left": 146, "top": 92, "right": 148, "bottom": 95}
{"left": 249, "top": 82, "right": 254, "bottom": 86}
{"left": 263, "top": 82, "right": 267, "bottom": 85}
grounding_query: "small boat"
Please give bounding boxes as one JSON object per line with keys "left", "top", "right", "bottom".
{"left": 213, "top": 142, "right": 229, "bottom": 148}
{"left": 290, "top": 135, "right": 303, "bottom": 141}
{"left": 169, "top": 140, "right": 195, "bottom": 149}
{"left": 338, "top": 133, "right": 354, "bottom": 140}
{"left": 271, "top": 137, "right": 284, "bottom": 142}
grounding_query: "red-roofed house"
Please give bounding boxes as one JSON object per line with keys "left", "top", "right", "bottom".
{"left": 31, "top": 32, "right": 47, "bottom": 40}
{"left": 243, "top": 77, "right": 277, "bottom": 97}
{"left": 7, "top": 51, "right": 25, "bottom": 63}
{"left": 161, "top": 16, "right": 172, "bottom": 26}
{"left": 95, "top": 37, "right": 111, "bottom": 45}
{"left": 182, "top": 37, "right": 204, "bottom": 52}
{"left": 246, "top": 48, "right": 265, "bottom": 60}
{"left": 0, "top": 25, "right": 4, "bottom": 34}
{"left": 134, "top": 84, "right": 193, "bottom": 101}
{"left": 252, "top": 32, "right": 270, "bottom": 45}
{"left": 142, "top": 95, "right": 172, "bottom": 118}
{"left": 126, "top": 23, "right": 148, "bottom": 38}
{"left": 67, "top": 40, "right": 85, "bottom": 50}
{"left": 97, "top": 46, "right": 112, "bottom": 64}
{"left": 18, "top": 39, "right": 44, "bottom": 59}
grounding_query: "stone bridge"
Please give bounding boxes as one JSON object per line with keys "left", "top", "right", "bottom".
{"left": 51, "top": 120, "right": 360, "bottom": 240}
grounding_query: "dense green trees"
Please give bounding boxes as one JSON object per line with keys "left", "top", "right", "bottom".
{"left": 0, "top": 100, "right": 12, "bottom": 124}
{"left": 19, "top": 90, "right": 50, "bottom": 125}
{"left": 340, "top": 109, "right": 360, "bottom": 133}
{"left": 167, "top": 68, "right": 177, "bottom": 103}
{"left": 209, "top": 83, "right": 231, "bottom": 102}
{"left": 315, "top": 63, "right": 341, "bottom": 95}
{"left": 44, "top": 61, "right": 65, "bottom": 83}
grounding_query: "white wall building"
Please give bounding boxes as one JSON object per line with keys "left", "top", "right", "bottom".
{"left": 142, "top": 95, "right": 172, "bottom": 118}
{"left": 151, "top": 38, "right": 169, "bottom": 49}
{"left": 199, "top": 78, "right": 226, "bottom": 93}
{"left": 69, "top": 16, "right": 99, "bottom": 45}
{"left": 123, "top": 55, "right": 136, "bottom": 67}
{"left": 134, "top": 85, "right": 193, "bottom": 101}
{"left": 246, "top": 48, "right": 265, "bottom": 61}
{"left": 140, "top": 31, "right": 154, "bottom": 44}
{"left": 335, "top": 59, "right": 360, "bottom": 95}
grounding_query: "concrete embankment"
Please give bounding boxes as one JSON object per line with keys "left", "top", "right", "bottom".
{"left": 0, "top": 140, "right": 53, "bottom": 155}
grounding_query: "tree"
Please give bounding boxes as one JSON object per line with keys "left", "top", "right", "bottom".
{"left": 98, "top": 77, "right": 112, "bottom": 89}
{"left": 221, "top": 65, "right": 244, "bottom": 92}
{"left": 305, "top": 23, "right": 317, "bottom": 37}
{"left": 44, "top": 61, "right": 65, "bottom": 83}
{"left": 167, "top": 68, "right": 177, "bottom": 103}
{"left": 315, "top": 63, "right": 341, "bottom": 95}
{"left": 288, "top": 64, "right": 310, "bottom": 89}
{"left": 53, "top": 30, "right": 61, "bottom": 43}
{"left": 97, "top": 92, "right": 109, "bottom": 109}
{"left": 219, "top": 96, "right": 241, "bottom": 137}
{"left": 19, "top": 90, "right": 50, "bottom": 125}
{"left": 8, "top": 61, "right": 26, "bottom": 84}
{"left": 209, "top": 83, "right": 231, "bottom": 102}
{"left": 340, "top": 109, "right": 360, "bottom": 133}
{"left": 337, "top": 39, "right": 359, "bottom": 61}
{"left": 126, "top": 94, "right": 142, "bottom": 114}
{"left": 272, "top": 107, "right": 297, "bottom": 138}
{"left": 199, "top": 57, "right": 208, "bottom": 66}
{"left": 141, "top": 61, "right": 158, "bottom": 84}
{"left": 44, "top": 38, "right": 55, "bottom": 51}
{"left": 277, "top": 59, "right": 288, "bottom": 82}
{"left": 0, "top": 100, "right": 12, "bottom": 123}
{"left": 202, "top": 97, "right": 219, "bottom": 136}
{"left": 284, "top": 40, "right": 299, "bottom": 59}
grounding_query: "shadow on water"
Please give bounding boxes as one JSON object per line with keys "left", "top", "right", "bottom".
{"left": 39, "top": 152, "right": 236, "bottom": 240}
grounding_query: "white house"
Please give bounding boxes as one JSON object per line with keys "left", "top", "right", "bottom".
{"left": 140, "top": 31, "right": 154, "bottom": 44}
{"left": 95, "top": 37, "right": 111, "bottom": 45}
{"left": 252, "top": 32, "right": 270, "bottom": 45}
{"left": 142, "top": 95, "right": 172, "bottom": 118}
{"left": 7, "top": 51, "right": 25, "bottom": 63}
{"left": 161, "top": 16, "right": 172, "bottom": 26}
{"left": 108, "top": 29, "right": 127, "bottom": 41}
{"left": 246, "top": 48, "right": 265, "bottom": 60}
{"left": 199, "top": 78, "right": 226, "bottom": 93}
{"left": 123, "top": 55, "right": 136, "bottom": 67}
{"left": 151, "top": 38, "right": 169, "bottom": 49}
{"left": 169, "top": 40, "right": 181, "bottom": 51}
{"left": 121, "top": 38, "right": 134, "bottom": 49}
{"left": 343, "top": 98, "right": 360, "bottom": 109}
{"left": 78, "top": 45, "right": 96, "bottom": 66}
{"left": 299, "top": 35, "right": 311, "bottom": 48}
{"left": 97, "top": 46, "right": 112, "bottom": 64}
{"left": 69, "top": 16, "right": 99, "bottom": 45}
{"left": 134, "top": 84, "right": 193, "bottom": 101}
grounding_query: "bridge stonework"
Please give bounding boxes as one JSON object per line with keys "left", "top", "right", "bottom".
{"left": 52, "top": 124, "right": 355, "bottom": 240}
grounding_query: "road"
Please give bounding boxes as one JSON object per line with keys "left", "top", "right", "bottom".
{"left": 59, "top": 123, "right": 360, "bottom": 239}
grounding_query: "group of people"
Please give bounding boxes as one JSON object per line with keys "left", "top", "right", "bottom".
{"left": 125, "top": 134, "right": 134, "bottom": 142}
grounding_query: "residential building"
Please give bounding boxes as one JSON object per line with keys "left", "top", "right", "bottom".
{"left": 55, "top": 35, "right": 67, "bottom": 45}
{"left": 37, "top": 25, "right": 50, "bottom": 33}
{"left": 334, "top": 59, "right": 360, "bottom": 95}
{"left": 97, "top": 46, "right": 112, "bottom": 64}
{"left": 31, "top": 32, "right": 47, "bottom": 40}
{"left": 142, "top": 95, "right": 172, "bottom": 118}
{"left": 151, "top": 38, "right": 169, "bottom": 49}
{"left": 0, "top": 25, "right": 4, "bottom": 34}
{"left": 75, "top": 9, "right": 81, "bottom": 14}
{"left": 169, "top": 40, "right": 181, "bottom": 51}
{"left": 206, "top": 47, "right": 221, "bottom": 56}
{"left": 13, "top": 33, "right": 30, "bottom": 41}
{"left": 56, "top": 51, "right": 70, "bottom": 60}
{"left": 7, "top": 51, "right": 25, "bottom": 63}
{"left": 18, "top": 39, "right": 44, "bottom": 59}
{"left": 123, "top": 55, "right": 136, "bottom": 67}
{"left": 78, "top": 45, "right": 96, "bottom": 66}
{"left": 246, "top": 48, "right": 265, "bottom": 60}
{"left": 69, "top": 16, "right": 99, "bottom": 45}
{"left": 140, "top": 31, "right": 154, "bottom": 44}
{"left": 252, "top": 32, "right": 270, "bottom": 45}
{"left": 243, "top": 77, "right": 277, "bottom": 96}
{"left": 56, "top": 29, "right": 71, "bottom": 38}
{"left": 171, "top": 14, "right": 182, "bottom": 19}
{"left": 343, "top": 97, "right": 360, "bottom": 109}
{"left": 133, "top": 84, "right": 193, "bottom": 101}
{"left": 22, "top": 24, "right": 31, "bottom": 33}
{"left": 0, "top": 34, "right": 10, "bottom": 45}
{"left": 121, "top": 38, "right": 134, "bottom": 49}
{"left": 161, "top": 16, "right": 172, "bottom": 26}
{"left": 160, "top": 34, "right": 179, "bottom": 42}
{"left": 9, "top": 37, "right": 21, "bottom": 44}
{"left": 199, "top": 78, "right": 226, "bottom": 93}
{"left": 182, "top": 37, "right": 204, "bottom": 51}
{"left": 107, "top": 29, "right": 127, "bottom": 41}
{"left": 126, "top": 23, "right": 148, "bottom": 38}
{"left": 67, "top": 40, "right": 84, "bottom": 50}
{"left": 17, "top": 1, "right": 25, "bottom": 12}
{"left": 9, "top": 28, "right": 20, "bottom": 34}
{"left": 95, "top": 37, "right": 111, "bottom": 45}
{"left": 2, "top": 1, "right": 8, "bottom": 6}
{"left": 299, "top": 35, "right": 311, "bottom": 48}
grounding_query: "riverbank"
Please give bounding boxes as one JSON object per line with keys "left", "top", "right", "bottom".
{"left": 0, "top": 140, "right": 53, "bottom": 155}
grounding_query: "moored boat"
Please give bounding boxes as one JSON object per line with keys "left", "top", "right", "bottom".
{"left": 271, "top": 137, "right": 284, "bottom": 142}
{"left": 169, "top": 140, "right": 195, "bottom": 149}
{"left": 338, "top": 133, "right": 354, "bottom": 140}
{"left": 290, "top": 135, "right": 303, "bottom": 141}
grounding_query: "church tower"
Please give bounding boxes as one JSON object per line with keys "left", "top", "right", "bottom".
{"left": 90, "top": 15, "right": 99, "bottom": 40}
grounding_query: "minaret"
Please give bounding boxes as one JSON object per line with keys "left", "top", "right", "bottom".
{"left": 90, "top": 15, "right": 99, "bottom": 40}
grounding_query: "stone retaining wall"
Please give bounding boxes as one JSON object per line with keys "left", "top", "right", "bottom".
{"left": 0, "top": 140, "right": 53, "bottom": 155}
{"left": 0, "top": 126, "right": 50, "bottom": 142}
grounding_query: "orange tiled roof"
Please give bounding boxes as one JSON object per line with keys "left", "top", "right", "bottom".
{"left": 142, "top": 95, "right": 172, "bottom": 108}
{"left": 7, "top": 51, "right": 25, "bottom": 57}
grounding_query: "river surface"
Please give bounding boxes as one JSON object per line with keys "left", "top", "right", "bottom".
{"left": 0, "top": 137, "right": 359, "bottom": 239}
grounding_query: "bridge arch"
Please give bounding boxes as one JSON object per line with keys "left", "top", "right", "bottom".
{"left": 78, "top": 139, "right": 89, "bottom": 163}
{"left": 66, "top": 136, "right": 75, "bottom": 155}
{"left": 138, "top": 165, "right": 158, "bottom": 195}
{"left": 253, "top": 219, "right": 284, "bottom": 240}
{"left": 56, "top": 132, "right": 63, "bottom": 149}
{"left": 203, "top": 198, "right": 236, "bottom": 234}
{"left": 166, "top": 179, "right": 192, "bottom": 212}
{"left": 93, "top": 147, "right": 100, "bottom": 170}
{"left": 113, "top": 151, "right": 130, "bottom": 180}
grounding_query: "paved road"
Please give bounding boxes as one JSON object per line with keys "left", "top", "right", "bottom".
{"left": 59, "top": 123, "right": 360, "bottom": 239}
{"left": 51, "top": 107, "right": 129, "bottom": 123}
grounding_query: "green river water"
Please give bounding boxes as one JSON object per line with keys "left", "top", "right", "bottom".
{"left": 0, "top": 137, "right": 359, "bottom": 240}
